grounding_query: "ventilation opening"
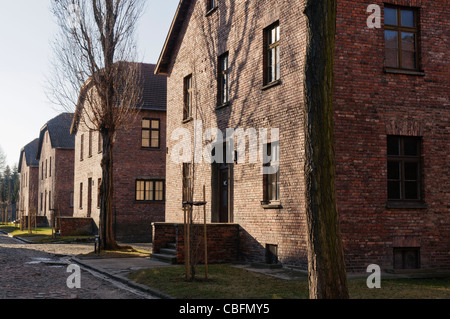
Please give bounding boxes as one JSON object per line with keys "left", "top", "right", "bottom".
{"left": 265, "top": 244, "right": 278, "bottom": 265}
{"left": 394, "top": 247, "right": 420, "bottom": 269}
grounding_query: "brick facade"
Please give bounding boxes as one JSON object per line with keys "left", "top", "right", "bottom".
{"left": 71, "top": 63, "right": 167, "bottom": 242}
{"left": 56, "top": 217, "right": 94, "bottom": 236}
{"left": 157, "top": 0, "right": 308, "bottom": 268}
{"left": 18, "top": 139, "right": 40, "bottom": 220}
{"left": 334, "top": 0, "right": 450, "bottom": 272}
{"left": 157, "top": 0, "right": 449, "bottom": 272}
{"left": 36, "top": 113, "right": 75, "bottom": 224}
{"left": 152, "top": 222, "right": 239, "bottom": 264}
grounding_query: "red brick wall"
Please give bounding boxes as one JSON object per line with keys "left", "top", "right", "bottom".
{"left": 152, "top": 222, "right": 239, "bottom": 264}
{"left": 54, "top": 149, "right": 75, "bottom": 218}
{"left": 163, "top": 0, "right": 308, "bottom": 268}
{"left": 73, "top": 109, "right": 167, "bottom": 242}
{"left": 38, "top": 131, "right": 74, "bottom": 221}
{"left": 161, "top": 0, "right": 449, "bottom": 271}
{"left": 18, "top": 156, "right": 39, "bottom": 218}
{"left": 334, "top": 0, "right": 450, "bottom": 271}
{"left": 57, "top": 217, "right": 93, "bottom": 236}
{"left": 113, "top": 110, "right": 167, "bottom": 242}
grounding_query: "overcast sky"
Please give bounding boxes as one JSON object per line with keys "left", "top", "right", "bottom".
{"left": 0, "top": 0, "right": 178, "bottom": 168}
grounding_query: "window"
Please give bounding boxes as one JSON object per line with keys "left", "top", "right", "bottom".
{"left": 79, "top": 183, "right": 83, "bottom": 208}
{"left": 97, "top": 178, "right": 102, "bottom": 208}
{"left": 49, "top": 157, "right": 52, "bottom": 177}
{"left": 40, "top": 193, "right": 43, "bottom": 212}
{"left": 384, "top": 6, "right": 419, "bottom": 70}
{"left": 263, "top": 142, "right": 280, "bottom": 203}
{"left": 183, "top": 75, "right": 193, "bottom": 120}
{"left": 183, "top": 163, "right": 193, "bottom": 204}
{"left": 80, "top": 134, "right": 84, "bottom": 161}
{"left": 387, "top": 136, "right": 422, "bottom": 202}
{"left": 70, "top": 191, "right": 74, "bottom": 208}
{"left": 142, "top": 119, "right": 160, "bottom": 148}
{"left": 45, "top": 159, "right": 48, "bottom": 179}
{"left": 264, "top": 22, "right": 280, "bottom": 85}
{"left": 394, "top": 248, "right": 420, "bottom": 269}
{"left": 88, "top": 130, "right": 93, "bottom": 157}
{"left": 218, "top": 52, "right": 229, "bottom": 106}
{"left": 207, "top": 0, "right": 216, "bottom": 12}
{"left": 98, "top": 132, "right": 103, "bottom": 153}
{"left": 48, "top": 191, "right": 52, "bottom": 211}
{"left": 136, "top": 180, "right": 165, "bottom": 201}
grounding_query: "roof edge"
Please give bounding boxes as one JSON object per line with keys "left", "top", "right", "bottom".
{"left": 155, "top": 0, "right": 191, "bottom": 75}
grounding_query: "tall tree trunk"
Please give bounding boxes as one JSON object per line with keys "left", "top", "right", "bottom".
{"left": 303, "top": 0, "right": 349, "bottom": 299}
{"left": 100, "top": 130, "right": 119, "bottom": 250}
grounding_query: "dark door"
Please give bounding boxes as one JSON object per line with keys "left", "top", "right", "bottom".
{"left": 87, "top": 178, "right": 92, "bottom": 218}
{"left": 218, "top": 165, "right": 229, "bottom": 223}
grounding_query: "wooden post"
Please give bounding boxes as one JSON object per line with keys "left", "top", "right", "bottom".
{"left": 203, "top": 185, "right": 208, "bottom": 280}
{"left": 28, "top": 210, "right": 31, "bottom": 234}
{"left": 57, "top": 205, "right": 61, "bottom": 236}
{"left": 183, "top": 204, "right": 191, "bottom": 281}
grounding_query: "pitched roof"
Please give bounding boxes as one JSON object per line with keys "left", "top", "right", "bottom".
{"left": 18, "top": 138, "right": 39, "bottom": 172}
{"left": 70, "top": 62, "right": 166, "bottom": 134}
{"left": 36, "top": 113, "right": 75, "bottom": 160}
{"left": 155, "top": 0, "right": 192, "bottom": 75}
{"left": 140, "top": 63, "right": 167, "bottom": 110}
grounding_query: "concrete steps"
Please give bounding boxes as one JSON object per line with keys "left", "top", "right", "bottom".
{"left": 150, "top": 243, "right": 178, "bottom": 264}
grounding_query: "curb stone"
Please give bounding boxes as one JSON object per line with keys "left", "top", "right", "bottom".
{"left": 70, "top": 257, "right": 174, "bottom": 300}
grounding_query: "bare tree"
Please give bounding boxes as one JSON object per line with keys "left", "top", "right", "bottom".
{"left": 303, "top": 0, "right": 349, "bottom": 299}
{"left": 48, "top": 0, "right": 145, "bottom": 250}
{"left": 0, "top": 146, "right": 6, "bottom": 173}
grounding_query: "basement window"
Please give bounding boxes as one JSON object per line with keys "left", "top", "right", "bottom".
{"left": 394, "top": 247, "right": 420, "bottom": 269}
{"left": 266, "top": 244, "right": 279, "bottom": 265}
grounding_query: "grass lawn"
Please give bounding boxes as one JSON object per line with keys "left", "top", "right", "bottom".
{"left": 0, "top": 224, "right": 94, "bottom": 243}
{"left": 127, "top": 264, "right": 450, "bottom": 299}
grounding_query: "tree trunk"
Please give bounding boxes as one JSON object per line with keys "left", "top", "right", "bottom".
{"left": 99, "top": 130, "right": 119, "bottom": 250}
{"left": 303, "top": 0, "right": 349, "bottom": 299}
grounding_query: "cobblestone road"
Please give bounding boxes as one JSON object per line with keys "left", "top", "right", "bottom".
{"left": 0, "top": 233, "right": 155, "bottom": 299}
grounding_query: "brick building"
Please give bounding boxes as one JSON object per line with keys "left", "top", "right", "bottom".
{"left": 70, "top": 63, "right": 167, "bottom": 242}
{"left": 154, "top": 0, "right": 449, "bottom": 272}
{"left": 18, "top": 138, "right": 40, "bottom": 220}
{"left": 36, "top": 113, "right": 75, "bottom": 223}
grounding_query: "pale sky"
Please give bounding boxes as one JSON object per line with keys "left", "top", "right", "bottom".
{"left": 0, "top": 0, "right": 178, "bottom": 168}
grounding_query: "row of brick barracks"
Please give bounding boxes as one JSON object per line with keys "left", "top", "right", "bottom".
{"left": 18, "top": 0, "right": 448, "bottom": 273}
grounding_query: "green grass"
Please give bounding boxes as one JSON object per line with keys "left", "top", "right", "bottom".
{"left": 0, "top": 224, "right": 94, "bottom": 243}
{"left": 128, "top": 265, "right": 450, "bottom": 299}
{"left": 129, "top": 265, "right": 307, "bottom": 299}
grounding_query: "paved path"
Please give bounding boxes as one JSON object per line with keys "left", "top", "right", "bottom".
{"left": 0, "top": 232, "right": 157, "bottom": 299}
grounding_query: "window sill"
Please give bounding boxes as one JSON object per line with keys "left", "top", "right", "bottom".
{"left": 216, "top": 101, "right": 230, "bottom": 110}
{"left": 205, "top": 6, "right": 218, "bottom": 17}
{"left": 386, "top": 201, "right": 428, "bottom": 209}
{"left": 141, "top": 147, "right": 161, "bottom": 151}
{"left": 261, "top": 80, "right": 282, "bottom": 91}
{"left": 383, "top": 67, "right": 425, "bottom": 76}
{"left": 182, "top": 117, "right": 193, "bottom": 124}
{"left": 135, "top": 201, "right": 165, "bottom": 204}
{"left": 261, "top": 201, "right": 282, "bottom": 209}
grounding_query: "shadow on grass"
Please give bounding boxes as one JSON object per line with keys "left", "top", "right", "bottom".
{"left": 127, "top": 265, "right": 450, "bottom": 300}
